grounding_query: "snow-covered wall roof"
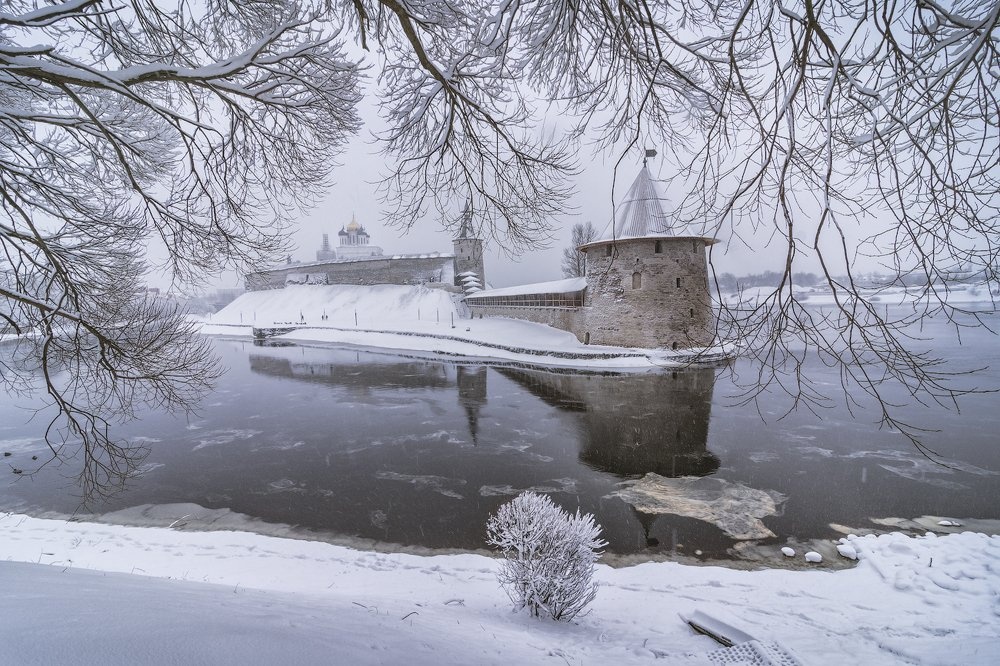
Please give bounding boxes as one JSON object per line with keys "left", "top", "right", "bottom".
{"left": 252, "top": 252, "right": 455, "bottom": 274}
{"left": 467, "top": 277, "right": 587, "bottom": 299}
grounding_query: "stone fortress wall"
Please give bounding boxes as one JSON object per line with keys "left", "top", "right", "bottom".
{"left": 248, "top": 205, "right": 486, "bottom": 293}
{"left": 463, "top": 236, "right": 714, "bottom": 350}
{"left": 246, "top": 254, "right": 455, "bottom": 291}
{"left": 467, "top": 303, "right": 584, "bottom": 334}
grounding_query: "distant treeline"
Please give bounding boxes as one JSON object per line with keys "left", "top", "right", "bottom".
{"left": 713, "top": 271, "right": 987, "bottom": 291}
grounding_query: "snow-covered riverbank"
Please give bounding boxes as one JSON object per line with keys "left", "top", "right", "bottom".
{"left": 1, "top": 512, "right": 997, "bottom": 665}
{"left": 200, "top": 284, "right": 730, "bottom": 369}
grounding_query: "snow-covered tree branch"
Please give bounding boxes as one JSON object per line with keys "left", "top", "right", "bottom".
{"left": 1, "top": 0, "right": 361, "bottom": 496}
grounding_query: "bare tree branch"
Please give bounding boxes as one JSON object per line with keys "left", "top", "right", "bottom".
{"left": 2, "top": 0, "right": 362, "bottom": 496}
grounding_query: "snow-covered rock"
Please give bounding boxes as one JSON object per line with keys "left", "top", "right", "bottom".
{"left": 836, "top": 543, "right": 858, "bottom": 560}
{"left": 804, "top": 551, "right": 823, "bottom": 563}
{"left": 781, "top": 546, "right": 796, "bottom": 557}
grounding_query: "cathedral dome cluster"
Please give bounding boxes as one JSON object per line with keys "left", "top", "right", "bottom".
{"left": 246, "top": 207, "right": 482, "bottom": 291}
{"left": 317, "top": 214, "right": 384, "bottom": 262}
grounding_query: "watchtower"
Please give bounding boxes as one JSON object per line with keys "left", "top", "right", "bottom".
{"left": 452, "top": 201, "right": 486, "bottom": 289}
{"left": 577, "top": 166, "right": 717, "bottom": 349}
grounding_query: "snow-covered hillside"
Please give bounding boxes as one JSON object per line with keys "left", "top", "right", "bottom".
{"left": 212, "top": 284, "right": 461, "bottom": 328}
{"left": 1, "top": 513, "right": 997, "bottom": 665}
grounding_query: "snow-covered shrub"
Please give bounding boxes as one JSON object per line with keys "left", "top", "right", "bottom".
{"left": 486, "top": 492, "right": 606, "bottom": 621}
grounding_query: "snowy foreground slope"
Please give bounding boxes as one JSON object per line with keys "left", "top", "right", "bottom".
{"left": 2, "top": 514, "right": 998, "bottom": 665}
{"left": 201, "top": 285, "right": 729, "bottom": 368}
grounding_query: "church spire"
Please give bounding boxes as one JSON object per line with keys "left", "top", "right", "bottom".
{"left": 456, "top": 200, "right": 473, "bottom": 239}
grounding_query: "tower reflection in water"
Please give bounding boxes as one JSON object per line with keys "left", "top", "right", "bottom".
{"left": 250, "top": 341, "right": 717, "bottom": 482}
{"left": 247, "top": 340, "right": 723, "bottom": 554}
{"left": 496, "top": 366, "right": 721, "bottom": 552}
{"left": 495, "top": 367, "right": 719, "bottom": 478}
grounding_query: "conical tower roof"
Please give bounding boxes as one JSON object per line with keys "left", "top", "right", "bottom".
{"left": 455, "top": 200, "right": 474, "bottom": 239}
{"left": 578, "top": 165, "right": 718, "bottom": 250}
{"left": 601, "top": 165, "right": 672, "bottom": 240}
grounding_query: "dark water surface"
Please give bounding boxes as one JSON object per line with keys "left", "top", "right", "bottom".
{"left": 2, "top": 313, "right": 998, "bottom": 559}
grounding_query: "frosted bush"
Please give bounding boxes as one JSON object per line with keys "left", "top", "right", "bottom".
{"left": 486, "top": 492, "right": 606, "bottom": 621}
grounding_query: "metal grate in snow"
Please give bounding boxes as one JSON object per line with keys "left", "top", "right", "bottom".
{"left": 707, "top": 640, "right": 802, "bottom": 666}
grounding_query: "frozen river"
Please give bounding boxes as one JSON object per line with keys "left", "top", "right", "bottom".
{"left": 2, "top": 313, "right": 998, "bottom": 561}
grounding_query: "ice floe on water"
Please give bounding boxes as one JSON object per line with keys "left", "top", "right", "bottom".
{"left": 191, "top": 428, "right": 262, "bottom": 451}
{"left": 873, "top": 452, "right": 998, "bottom": 489}
{"left": 478, "top": 477, "right": 579, "bottom": 497}
{"left": 493, "top": 441, "right": 554, "bottom": 463}
{"left": 388, "top": 430, "right": 468, "bottom": 447}
{"left": 748, "top": 451, "right": 779, "bottom": 463}
{"left": 375, "top": 472, "right": 466, "bottom": 499}
{"left": 792, "top": 446, "right": 998, "bottom": 489}
{"left": 92, "top": 503, "right": 299, "bottom": 535}
{"left": 797, "top": 446, "right": 998, "bottom": 473}
{"left": 794, "top": 445, "right": 837, "bottom": 457}
{"left": 336, "top": 438, "right": 387, "bottom": 455}
{"left": 0, "top": 437, "right": 46, "bottom": 454}
{"left": 265, "top": 478, "right": 307, "bottom": 494}
{"left": 608, "top": 473, "right": 786, "bottom": 540}
{"left": 878, "top": 464, "right": 969, "bottom": 490}
{"left": 871, "top": 515, "right": 1000, "bottom": 535}
{"left": 252, "top": 439, "right": 307, "bottom": 452}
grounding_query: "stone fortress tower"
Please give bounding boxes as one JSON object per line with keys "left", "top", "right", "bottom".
{"left": 452, "top": 202, "right": 486, "bottom": 294}
{"left": 464, "top": 162, "right": 718, "bottom": 350}
{"left": 577, "top": 164, "right": 717, "bottom": 349}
